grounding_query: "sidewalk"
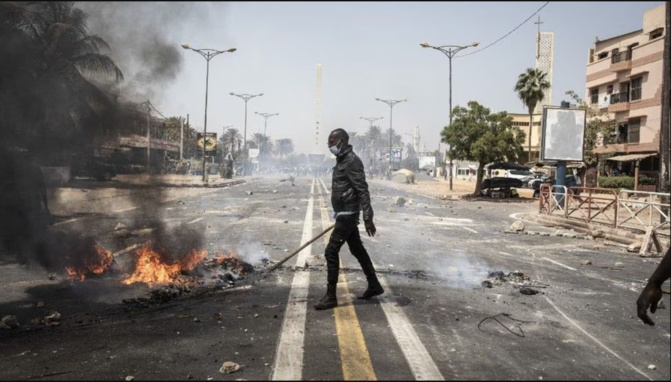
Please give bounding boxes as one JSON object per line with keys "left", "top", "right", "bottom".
{"left": 113, "top": 174, "right": 246, "bottom": 188}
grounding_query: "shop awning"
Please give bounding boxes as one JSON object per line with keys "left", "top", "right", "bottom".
{"left": 606, "top": 153, "right": 657, "bottom": 162}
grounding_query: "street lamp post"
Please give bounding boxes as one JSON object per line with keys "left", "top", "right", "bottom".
{"left": 230, "top": 92, "right": 263, "bottom": 176}
{"left": 181, "top": 43, "right": 236, "bottom": 182}
{"left": 360, "top": 117, "right": 383, "bottom": 169}
{"left": 420, "top": 41, "right": 479, "bottom": 190}
{"left": 254, "top": 112, "right": 279, "bottom": 136}
{"left": 375, "top": 98, "right": 407, "bottom": 178}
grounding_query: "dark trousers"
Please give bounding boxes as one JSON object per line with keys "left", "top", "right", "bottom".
{"left": 324, "top": 214, "right": 377, "bottom": 285}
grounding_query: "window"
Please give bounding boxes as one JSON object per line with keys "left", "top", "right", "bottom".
{"left": 628, "top": 118, "right": 641, "bottom": 143}
{"left": 631, "top": 76, "right": 643, "bottom": 100}
{"left": 650, "top": 28, "right": 663, "bottom": 40}
{"left": 590, "top": 87, "right": 599, "bottom": 104}
{"left": 606, "top": 84, "right": 613, "bottom": 95}
{"left": 597, "top": 51, "right": 608, "bottom": 60}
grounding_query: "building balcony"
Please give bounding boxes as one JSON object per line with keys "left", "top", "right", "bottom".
{"left": 610, "top": 51, "right": 632, "bottom": 72}
{"left": 608, "top": 91, "right": 630, "bottom": 113}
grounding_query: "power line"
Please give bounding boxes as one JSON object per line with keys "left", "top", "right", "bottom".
{"left": 456, "top": 1, "right": 551, "bottom": 59}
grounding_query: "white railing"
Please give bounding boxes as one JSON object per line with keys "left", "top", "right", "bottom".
{"left": 617, "top": 190, "right": 670, "bottom": 235}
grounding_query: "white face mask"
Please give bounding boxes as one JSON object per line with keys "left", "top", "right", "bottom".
{"left": 329, "top": 139, "right": 342, "bottom": 156}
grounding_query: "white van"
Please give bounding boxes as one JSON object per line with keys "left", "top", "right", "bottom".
{"left": 503, "top": 169, "right": 534, "bottom": 180}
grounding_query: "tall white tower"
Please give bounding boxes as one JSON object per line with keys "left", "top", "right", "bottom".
{"left": 534, "top": 16, "right": 554, "bottom": 114}
{"left": 314, "top": 63, "right": 323, "bottom": 154}
{"left": 413, "top": 125, "right": 421, "bottom": 153}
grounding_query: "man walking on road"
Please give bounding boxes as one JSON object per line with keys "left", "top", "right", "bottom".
{"left": 314, "top": 129, "right": 384, "bottom": 310}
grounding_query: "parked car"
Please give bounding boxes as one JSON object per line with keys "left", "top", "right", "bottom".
{"left": 70, "top": 155, "right": 117, "bottom": 181}
{"left": 503, "top": 169, "right": 535, "bottom": 180}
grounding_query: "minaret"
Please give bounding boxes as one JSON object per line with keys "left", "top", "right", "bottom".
{"left": 534, "top": 15, "right": 554, "bottom": 114}
{"left": 314, "top": 63, "right": 323, "bottom": 153}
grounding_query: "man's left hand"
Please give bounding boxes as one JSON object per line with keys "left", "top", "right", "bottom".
{"left": 364, "top": 219, "right": 376, "bottom": 237}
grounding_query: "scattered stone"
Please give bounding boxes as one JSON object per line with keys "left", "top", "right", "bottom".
{"left": 44, "top": 311, "right": 61, "bottom": 326}
{"left": 114, "top": 222, "right": 127, "bottom": 231}
{"left": 220, "top": 361, "right": 241, "bottom": 374}
{"left": 187, "top": 374, "right": 194, "bottom": 380}
{"left": 48, "top": 273, "right": 57, "bottom": 280}
{"left": 393, "top": 197, "right": 407, "bottom": 207}
{"left": 283, "top": 221, "right": 288, "bottom": 224}
{"left": 245, "top": 191, "right": 253, "bottom": 196}
{"left": 272, "top": 189, "right": 278, "bottom": 194}
{"left": 540, "top": 232, "right": 550, "bottom": 237}
{"left": 647, "top": 365, "right": 656, "bottom": 370}
{"left": 592, "top": 245, "right": 602, "bottom": 251}
{"left": 627, "top": 244, "right": 641, "bottom": 253}
{"left": 214, "top": 313, "right": 223, "bottom": 321}
{"left": 281, "top": 205, "right": 286, "bottom": 208}
{"left": 657, "top": 300, "right": 666, "bottom": 310}
{"left": 563, "top": 233, "right": 577, "bottom": 239}
{"left": 1, "top": 315, "right": 19, "bottom": 329}
{"left": 125, "top": 376, "right": 135, "bottom": 381}
{"left": 509, "top": 221, "right": 525, "bottom": 232}
{"left": 580, "top": 260, "right": 592, "bottom": 266}
{"left": 614, "top": 262, "right": 624, "bottom": 268}
{"left": 481, "top": 280, "right": 493, "bottom": 288}
{"left": 520, "top": 287, "right": 539, "bottom": 296}
{"left": 193, "top": 317, "right": 201, "bottom": 323}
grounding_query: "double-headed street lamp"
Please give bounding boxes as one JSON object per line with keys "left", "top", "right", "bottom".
{"left": 230, "top": 92, "right": 263, "bottom": 176}
{"left": 374, "top": 98, "right": 407, "bottom": 177}
{"left": 254, "top": 112, "right": 279, "bottom": 136}
{"left": 360, "top": 116, "right": 384, "bottom": 129}
{"left": 420, "top": 41, "right": 478, "bottom": 190}
{"left": 181, "top": 43, "right": 236, "bottom": 182}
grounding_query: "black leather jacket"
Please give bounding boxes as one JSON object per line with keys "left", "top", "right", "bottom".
{"left": 331, "top": 145, "right": 373, "bottom": 221}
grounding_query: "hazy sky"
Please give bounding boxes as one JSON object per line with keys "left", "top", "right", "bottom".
{"left": 83, "top": 1, "right": 664, "bottom": 156}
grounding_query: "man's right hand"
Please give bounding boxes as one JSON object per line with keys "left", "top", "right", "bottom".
{"left": 637, "top": 283, "right": 663, "bottom": 326}
{"left": 364, "top": 219, "right": 376, "bottom": 237}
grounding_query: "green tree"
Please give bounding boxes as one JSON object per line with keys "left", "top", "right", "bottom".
{"left": 252, "top": 133, "right": 274, "bottom": 161}
{"left": 164, "top": 116, "right": 199, "bottom": 159}
{"left": 441, "top": 101, "right": 526, "bottom": 195}
{"left": 221, "top": 127, "right": 242, "bottom": 161}
{"left": 564, "top": 90, "right": 616, "bottom": 168}
{"left": 515, "top": 68, "right": 550, "bottom": 162}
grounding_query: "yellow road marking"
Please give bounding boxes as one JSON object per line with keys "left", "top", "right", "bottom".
{"left": 317, "top": 179, "right": 377, "bottom": 381}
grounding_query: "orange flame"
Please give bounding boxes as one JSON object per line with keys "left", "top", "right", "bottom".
{"left": 66, "top": 246, "right": 114, "bottom": 281}
{"left": 122, "top": 243, "right": 207, "bottom": 286}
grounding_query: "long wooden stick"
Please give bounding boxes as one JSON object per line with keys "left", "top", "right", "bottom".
{"left": 264, "top": 223, "right": 335, "bottom": 275}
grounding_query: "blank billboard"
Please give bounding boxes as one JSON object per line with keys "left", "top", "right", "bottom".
{"left": 540, "top": 107, "right": 586, "bottom": 162}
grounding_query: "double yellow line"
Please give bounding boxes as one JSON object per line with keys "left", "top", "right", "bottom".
{"left": 317, "top": 180, "right": 377, "bottom": 380}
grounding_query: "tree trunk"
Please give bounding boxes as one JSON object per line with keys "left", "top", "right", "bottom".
{"left": 473, "top": 163, "right": 485, "bottom": 196}
{"left": 528, "top": 111, "right": 533, "bottom": 162}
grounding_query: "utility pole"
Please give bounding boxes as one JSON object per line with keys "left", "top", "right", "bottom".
{"left": 146, "top": 102, "right": 151, "bottom": 173}
{"left": 180, "top": 117, "right": 184, "bottom": 161}
{"left": 660, "top": 1, "right": 670, "bottom": 194}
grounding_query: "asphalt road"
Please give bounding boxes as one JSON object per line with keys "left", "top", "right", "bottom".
{"left": 0, "top": 176, "right": 669, "bottom": 381}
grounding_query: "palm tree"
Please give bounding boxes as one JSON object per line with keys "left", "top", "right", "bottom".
{"left": 252, "top": 133, "right": 274, "bottom": 160}
{"left": 275, "top": 138, "right": 294, "bottom": 160}
{"left": 1, "top": 1, "right": 123, "bottom": 151}
{"left": 222, "top": 128, "right": 242, "bottom": 160}
{"left": 515, "top": 68, "right": 550, "bottom": 162}
{"left": 364, "top": 125, "right": 382, "bottom": 167}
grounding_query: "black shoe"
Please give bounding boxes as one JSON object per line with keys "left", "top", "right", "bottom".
{"left": 314, "top": 284, "right": 338, "bottom": 310}
{"left": 358, "top": 282, "right": 384, "bottom": 300}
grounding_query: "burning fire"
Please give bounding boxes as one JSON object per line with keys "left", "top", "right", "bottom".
{"left": 215, "top": 251, "right": 250, "bottom": 275}
{"left": 122, "top": 242, "right": 207, "bottom": 286}
{"left": 66, "top": 246, "right": 115, "bottom": 281}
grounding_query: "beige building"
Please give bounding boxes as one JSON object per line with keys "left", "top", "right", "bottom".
{"left": 509, "top": 112, "right": 542, "bottom": 163}
{"left": 585, "top": 4, "right": 666, "bottom": 176}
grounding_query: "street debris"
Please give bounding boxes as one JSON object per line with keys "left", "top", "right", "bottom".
{"left": 477, "top": 313, "right": 535, "bottom": 338}
{"left": 614, "top": 262, "right": 624, "bottom": 268}
{"left": 219, "top": 361, "right": 241, "bottom": 374}
{"left": 481, "top": 280, "right": 493, "bottom": 288}
{"left": 519, "top": 287, "right": 539, "bottom": 296}
{"left": 44, "top": 311, "right": 61, "bottom": 326}
{"left": 580, "top": 260, "right": 592, "bottom": 266}
{"left": 245, "top": 191, "right": 253, "bottom": 196}
{"left": 481, "top": 270, "right": 547, "bottom": 291}
{"left": 125, "top": 376, "right": 135, "bottom": 381}
{"left": 509, "top": 221, "right": 525, "bottom": 232}
{"left": 48, "top": 273, "right": 57, "bottom": 280}
{"left": 214, "top": 313, "right": 223, "bottom": 321}
{"left": 627, "top": 244, "right": 641, "bottom": 253}
{"left": 647, "top": 365, "right": 656, "bottom": 370}
{"left": 1, "top": 315, "right": 19, "bottom": 329}
{"left": 114, "top": 222, "right": 132, "bottom": 238}
{"left": 657, "top": 300, "right": 666, "bottom": 309}
{"left": 393, "top": 197, "right": 406, "bottom": 207}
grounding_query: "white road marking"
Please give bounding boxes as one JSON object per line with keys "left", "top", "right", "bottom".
{"left": 187, "top": 217, "right": 204, "bottom": 224}
{"left": 376, "top": 275, "right": 445, "bottom": 380}
{"left": 544, "top": 296, "right": 652, "bottom": 381}
{"left": 424, "top": 211, "right": 435, "bottom": 217}
{"left": 113, "top": 206, "right": 139, "bottom": 213}
{"left": 461, "top": 227, "right": 478, "bottom": 234}
{"left": 51, "top": 217, "right": 82, "bottom": 227}
{"left": 112, "top": 244, "right": 142, "bottom": 256}
{"left": 319, "top": 177, "right": 330, "bottom": 194}
{"left": 271, "top": 178, "right": 315, "bottom": 381}
{"left": 542, "top": 257, "right": 577, "bottom": 271}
